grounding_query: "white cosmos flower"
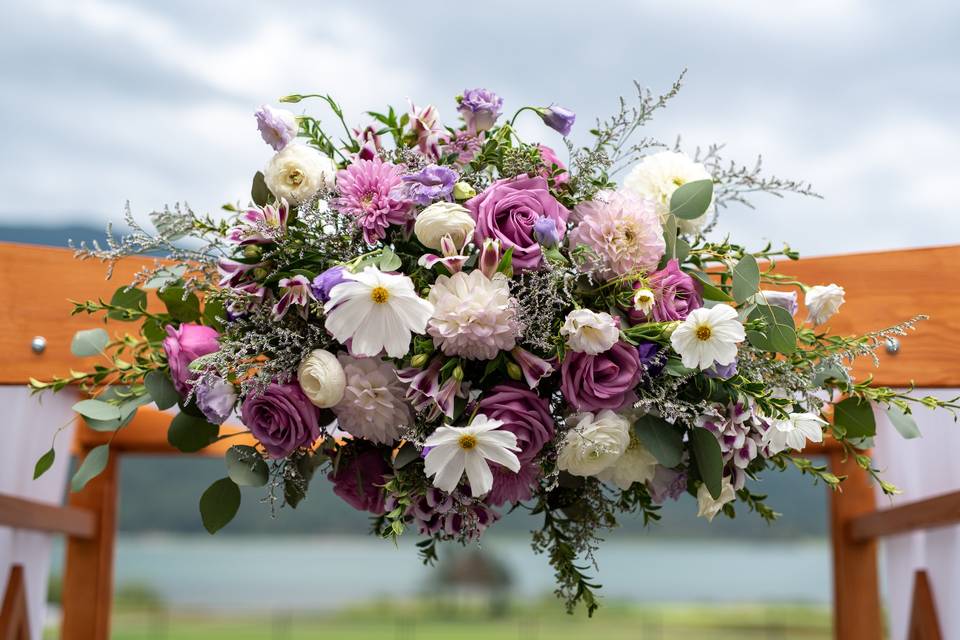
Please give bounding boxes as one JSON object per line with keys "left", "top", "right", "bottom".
{"left": 670, "top": 304, "right": 745, "bottom": 370}
{"left": 560, "top": 309, "right": 620, "bottom": 355}
{"left": 805, "top": 284, "right": 845, "bottom": 326}
{"left": 623, "top": 151, "right": 714, "bottom": 234}
{"left": 556, "top": 410, "right": 631, "bottom": 477}
{"left": 696, "top": 478, "right": 736, "bottom": 522}
{"left": 423, "top": 414, "right": 521, "bottom": 497}
{"left": 763, "top": 412, "right": 826, "bottom": 454}
{"left": 324, "top": 266, "right": 434, "bottom": 358}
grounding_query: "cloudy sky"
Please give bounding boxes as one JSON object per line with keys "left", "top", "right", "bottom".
{"left": 1, "top": 0, "right": 958, "bottom": 255}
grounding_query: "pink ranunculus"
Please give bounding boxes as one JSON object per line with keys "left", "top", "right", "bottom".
{"left": 477, "top": 383, "right": 555, "bottom": 463}
{"left": 560, "top": 342, "right": 643, "bottom": 412}
{"left": 240, "top": 382, "right": 321, "bottom": 458}
{"left": 328, "top": 444, "right": 391, "bottom": 514}
{"left": 466, "top": 175, "right": 569, "bottom": 271}
{"left": 628, "top": 259, "right": 703, "bottom": 324}
{"left": 162, "top": 323, "right": 220, "bottom": 397}
{"left": 537, "top": 144, "right": 569, "bottom": 185}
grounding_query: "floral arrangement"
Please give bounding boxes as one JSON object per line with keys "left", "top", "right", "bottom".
{"left": 32, "top": 74, "right": 959, "bottom": 614}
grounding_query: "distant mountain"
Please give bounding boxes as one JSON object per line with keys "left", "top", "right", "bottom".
{"left": 0, "top": 223, "right": 111, "bottom": 249}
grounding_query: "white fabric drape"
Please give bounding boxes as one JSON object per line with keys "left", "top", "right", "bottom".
{"left": 872, "top": 388, "right": 960, "bottom": 640}
{"left": 0, "top": 386, "right": 77, "bottom": 640}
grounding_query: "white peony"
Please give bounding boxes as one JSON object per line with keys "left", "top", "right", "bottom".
{"left": 414, "top": 201, "right": 476, "bottom": 251}
{"left": 596, "top": 433, "right": 658, "bottom": 490}
{"left": 557, "top": 410, "right": 631, "bottom": 477}
{"left": 696, "top": 478, "right": 736, "bottom": 522}
{"left": 670, "top": 304, "right": 745, "bottom": 370}
{"left": 296, "top": 349, "right": 346, "bottom": 408}
{"left": 332, "top": 354, "right": 412, "bottom": 444}
{"left": 805, "top": 284, "right": 845, "bottom": 326}
{"left": 763, "top": 412, "right": 826, "bottom": 454}
{"left": 264, "top": 143, "right": 337, "bottom": 204}
{"left": 427, "top": 269, "right": 518, "bottom": 360}
{"left": 560, "top": 308, "right": 620, "bottom": 355}
{"left": 623, "top": 150, "right": 714, "bottom": 235}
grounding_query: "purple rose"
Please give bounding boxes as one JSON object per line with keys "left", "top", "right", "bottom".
{"left": 467, "top": 175, "right": 569, "bottom": 271}
{"left": 647, "top": 466, "right": 688, "bottom": 504}
{"left": 240, "top": 382, "right": 321, "bottom": 458}
{"left": 537, "top": 144, "right": 569, "bottom": 185}
{"left": 195, "top": 376, "right": 237, "bottom": 424}
{"left": 629, "top": 259, "right": 703, "bottom": 324}
{"left": 328, "top": 444, "right": 391, "bottom": 514}
{"left": 477, "top": 383, "right": 555, "bottom": 463}
{"left": 487, "top": 461, "right": 540, "bottom": 507}
{"left": 458, "top": 88, "right": 503, "bottom": 132}
{"left": 402, "top": 164, "right": 458, "bottom": 205}
{"left": 311, "top": 266, "right": 348, "bottom": 304}
{"left": 162, "top": 323, "right": 220, "bottom": 397}
{"left": 537, "top": 105, "right": 576, "bottom": 136}
{"left": 759, "top": 290, "right": 799, "bottom": 316}
{"left": 560, "top": 342, "right": 643, "bottom": 412}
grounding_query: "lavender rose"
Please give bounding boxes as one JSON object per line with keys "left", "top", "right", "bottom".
{"left": 162, "top": 323, "right": 220, "bottom": 396}
{"left": 477, "top": 383, "right": 555, "bottom": 463}
{"left": 328, "top": 444, "right": 391, "bottom": 514}
{"left": 240, "top": 382, "right": 321, "bottom": 458}
{"left": 628, "top": 259, "right": 703, "bottom": 324}
{"left": 560, "top": 342, "right": 643, "bottom": 412}
{"left": 467, "top": 175, "right": 569, "bottom": 270}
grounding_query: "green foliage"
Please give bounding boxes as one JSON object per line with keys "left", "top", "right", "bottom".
{"left": 689, "top": 271, "right": 734, "bottom": 302}
{"left": 158, "top": 287, "right": 201, "bottom": 322}
{"left": 71, "top": 444, "right": 110, "bottom": 492}
{"left": 251, "top": 171, "right": 270, "bottom": 207}
{"left": 71, "top": 328, "right": 109, "bottom": 357}
{"left": 884, "top": 404, "right": 921, "bottom": 439}
{"left": 167, "top": 412, "right": 220, "bottom": 453}
{"left": 731, "top": 254, "right": 760, "bottom": 304}
{"left": 833, "top": 397, "right": 876, "bottom": 438}
{"left": 669, "top": 179, "right": 714, "bottom": 220}
{"left": 746, "top": 304, "right": 797, "bottom": 354}
{"left": 144, "top": 370, "right": 180, "bottom": 410}
{"left": 225, "top": 445, "right": 269, "bottom": 487}
{"left": 633, "top": 414, "right": 684, "bottom": 467}
{"left": 199, "top": 477, "right": 241, "bottom": 534}
{"left": 73, "top": 398, "right": 121, "bottom": 421}
{"left": 107, "top": 286, "right": 148, "bottom": 321}
{"left": 690, "top": 428, "right": 723, "bottom": 499}
{"left": 33, "top": 448, "right": 55, "bottom": 480}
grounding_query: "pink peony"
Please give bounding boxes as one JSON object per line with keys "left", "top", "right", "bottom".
{"left": 335, "top": 158, "right": 411, "bottom": 244}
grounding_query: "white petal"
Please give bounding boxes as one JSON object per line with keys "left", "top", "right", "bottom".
{"left": 463, "top": 453, "right": 493, "bottom": 497}
{"left": 432, "top": 449, "right": 466, "bottom": 493}
{"left": 477, "top": 443, "right": 521, "bottom": 473}
{"left": 325, "top": 296, "right": 373, "bottom": 342}
{"left": 424, "top": 443, "right": 460, "bottom": 477}
{"left": 325, "top": 280, "right": 370, "bottom": 309}
{"left": 424, "top": 426, "right": 462, "bottom": 447}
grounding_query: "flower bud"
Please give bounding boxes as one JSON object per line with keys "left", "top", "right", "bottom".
{"left": 297, "top": 349, "right": 346, "bottom": 408}
{"left": 532, "top": 216, "right": 561, "bottom": 248}
{"left": 410, "top": 353, "right": 429, "bottom": 368}
{"left": 413, "top": 201, "right": 475, "bottom": 251}
{"left": 479, "top": 239, "right": 502, "bottom": 279}
{"left": 452, "top": 365, "right": 465, "bottom": 382}
{"left": 506, "top": 361, "right": 523, "bottom": 381}
{"left": 243, "top": 245, "right": 263, "bottom": 260}
{"left": 453, "top": 181, "right": 477, "bottom": 201}
{"left": 536, "top": 105, "right": 576, "bottom": 136}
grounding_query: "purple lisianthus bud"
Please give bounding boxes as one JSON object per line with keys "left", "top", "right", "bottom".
{"left": 647, "top": 466, "right": 688, "bottom": 504}
{"left": 195, "top": 376, "right": 237, "bottom": 424}
{"left": 533, "top": 216, "right": 561, "bottom": 248}
{"left": 255, "top": 105, "right": 298, "bottom": 151}
{"left": 477, "top": 383, "right": 555, "bottom": 463}
{"left": 240, "top": 382, "right": 321, "bottom": 458}
{"left": 537, "top": 105, "right": 576, "bottom": 136}
{"left": 328, "top": 443, "right": 391, "bottom": 514}
{"left": 402, "top": 164, "right": 458, "bottom": 205}
{"left": 311, "top": 266, "right": 348, "bottom": 303}
{"left": 162, "top": 323, "right": 220, "bottom": 397}
{"left": 636, "top": 341, "right": 665, "bottom": 378}
{"left": 758, "top": 290, "right": 799, "bottom": 316}
{"left": 458, "top": 88, "right": 504, "bottom": 133}
{"left": 560, "top": 342, "right": 643, "bottom": 412}
{"left": 704, "top": 360, "right": 738, "bottom": 380}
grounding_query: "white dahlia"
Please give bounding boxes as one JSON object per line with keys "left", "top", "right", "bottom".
{"left": 332, "top": 354, "right": 412, "bottom": 445}
{"left": 623, "top": 151, "right": 714, "bottom": 235}
{"left": 568, "top": 190, "right": 665, "bottom": 279}
{"left": 427, "top": 269, "right": 518, "bottom": 360}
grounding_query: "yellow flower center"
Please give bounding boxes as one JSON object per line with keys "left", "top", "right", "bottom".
{"left": 458, "top": 434, "right": 478, "bottom": 450}
{"left": 696, "top": 325, "right": 712, "bottom": 341}
{"left": 672, "top": 176, "right": 685, "bottom": 187}
{"left": 287, "top": 169, "right": 304, "bottom": 186}
{"left": 370, "top": 286, "right": 390, "bottom": 304}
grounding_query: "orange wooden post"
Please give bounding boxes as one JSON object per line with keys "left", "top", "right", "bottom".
{"left": 828, "top": 448, "right": 883, "bottom": 640}
{"left": 60, "top": 451, "right": 119, "bottom": 640}
{"left": 0, "top": 565, "right": 31, "bottom": 640}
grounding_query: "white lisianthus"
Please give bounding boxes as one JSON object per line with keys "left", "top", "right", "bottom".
{"left": 670, "top": 304, "right": 745, "bottom": 370}
{"left": 264, "top": 143, "right": 337, "bottom": 204}
{"left": 560, "top": 309, "right": 620, "bottom": 355}
{"left": 763, "top": 412, "right": 826, "bottom": 454}
{"left": 423, "top": 414, "right": 521, "bottom": 497}
{"left": 623, "top": 150, "right": 714, "bottom": 234}
{"left": 632, "top": 288, "right": 655, "bottom": 315}
{"left": 557, "top": 410, "right": 631, "bottom": 477}
{"left": 296, "top": 349, "right": 346, "bottom": 408}
{"left": 805, "top": 284, "right": 845, "bottom": 326}
{"left": 414, "top": 201, "right": 476, "bottom": 251}
{"left": 696, "top": 478, "right": 736, "bottom": 522}
{"left": 596, "top": 433, "right": 658, "bottom": 490}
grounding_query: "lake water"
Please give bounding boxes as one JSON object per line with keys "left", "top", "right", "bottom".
{"left": 51, "top": 535, "right": 832, "bottom": 612}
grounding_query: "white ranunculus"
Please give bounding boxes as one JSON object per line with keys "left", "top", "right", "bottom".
{"left": 297, "top": 349, "right": 346, "bottom": 408}
{"left": 596, "top": 434, "right": 658, "bottom": 490}
{"left": 414, "top": 201, "right": 476, "bottom": 251}
{"left": 623, "top": 150, "right": 714, "bottom": 235}
{"left": 696, "top": 478, "right": 736, "bottom": 522}
{"left": 805, "top": 284, "right": 845, "bottom": 326}
{"left": 557, "top": 410, "right": 631, "bottom": 477}
{"left": 560, "top": 309, "right": 620, "bottom": 355}
{"left": 763, "top": 412, "right": 826, "bottom": 454}
{"left": 264, "top": 144, "right": 337, "bottom": 204}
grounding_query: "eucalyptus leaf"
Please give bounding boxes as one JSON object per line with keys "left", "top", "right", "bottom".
{"left": 633, "top": 415, "right": 684, "bottom": 468}
{"left": 144, "top": 265, "right": 187, "bottom": 289}
{"left": 689, "top": 271, "right": 734, "bottom": 302}
{"left": 379, "top": 246, "right": 402, "bottom": 272}
{"left": 393, "top": 442, "right": 420, "bottom": 469}
{"left": 834, "top": 397, "right": 877, "bottom": 438}
{"left": 158, "top": 287, "right": 201, "bottom": 322}
{"left": 71, "top": 444, "right": 109, "bottom": 492}
{"left": 107, "top": 286, "right": 147, "bottom": 321}
{"left": 746, "top": 304, "right": 797, "bottom": 354}
{"left": 885, "top": 405, "right": 921, "bottom": 439}
{"left": 199, "top": 477, "right": 241, "bottom": 534}
{"left": 251, "top": 171, "right": 271, "bottom": 207}
{"left": 144, "top": 370, "right": 180, "bottom": 410}
{"left": 33, "top": 448, "right": 56, "bottom": 480}
{"left": 71, "top": 328, "right": 109, "bottom": 357}
{"left": 225, "top": 445, "right": 269, "bottom": 487}
{"left": 669, "top": 179, "right": 714, "bottom": 220}
{"left": 661, "top": 214, "right": 678, "bottom": 263}
{"left": 731, "top": 255, "right": 760, "bottom": 304}
{"left": 167, "top": 412, "right": 220, "bottom": 453}
{"left": 690, "top": 427, "right": 724, "bottom": 499}
{"left": 83, "top": 410, "right": 136, "bottom": 433}
{"left": 73, "top": 399, "right": 121, "bottom": 421}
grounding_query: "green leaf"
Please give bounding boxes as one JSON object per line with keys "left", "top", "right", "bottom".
{"left": 675, "top": 237, "right": 691, "bottom": 264}
{"left": 746, "top": 304, "right": 797, "bottom": 354}
{"left": 633, "top": 414, "right": 684, "bottom": 468}
{"left": 167, "top": 412, "right": 220, "bottom": 453}
{"left": 731, "top": 254, "right": 760, "bottom": 304}
{"left": 812, "top": 363, "right": 850, "bottom": 390}
{"left": 158, "top": 287, "right": 201, "bottom": 323}
{"left": 251, "top": 171, "right": 270, "bottom": 207}
{"left": 225, "top": 445, "right": 269, "bottom": 487}
{"left": 71, "top": 328, "right": 109, "bottom": 357}
{"left": 669, "top": 179, "right": 714, "bottom": 220}
{"left": 885, "top": 405, "right": 921, "bottom": 439}
{"left": 144, "top": 370, "right": 181, "bottom": 410}
{"left": 199, "top": 477, "right": 241, "bottom": 534}
{"left": 142, "top": 318, "right": 167, "bottom": 343}
{"left": 690, "top": 427, "right": 724, "bottom": 499}
{"left": 82, "top": 410, "right": 135, "bottom": 433}
{"left": 73, "top": 399, "right": 121, "bottom": 421}
{"left": 496, "top": 246, "right": 514, "bottom": 275}
{"left": 71, "top": 444, "right": 109, "bottom": 492}
{"left": 378, "top": 246, "right": 402, "bottom": 272}
{"left": 202, "top": 299, "right": 226, "bottom": 332}
{"left": 393, "top": 442, "right": 420, "bottom": 469}
{"left": 144, "top": 265, "right": 187, "bottom": 290}
{"left": 107, "top": 286, "right": 147, "bottom": 321}
{"left": 661, "top": 214, "right": 678, "bottom": 262}
{"left": 834, "top": 397, "right": 877, "bottom": 438}
{"left": 33, "top": 448, "right": 56, "bottom": 480}
{"left": 689, "top": 271, "right": 734, "bottom": 302}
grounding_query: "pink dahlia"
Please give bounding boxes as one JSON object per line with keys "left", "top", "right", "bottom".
{"left": 335, "top": 158, "right": 411, "bottom": 244}
{"left": 568, "top": 190, "right": 665, "bottom": 279}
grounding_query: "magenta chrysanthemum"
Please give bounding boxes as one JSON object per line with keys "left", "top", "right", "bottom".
{"left": 335, "top": 158, "right": 411, "bottom": 244}
{"left": 568, "top": 190, "right": 665, "bottom": 279}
